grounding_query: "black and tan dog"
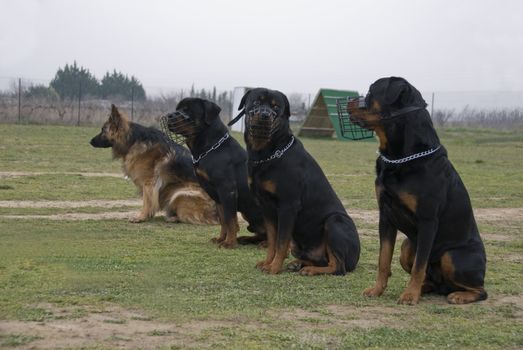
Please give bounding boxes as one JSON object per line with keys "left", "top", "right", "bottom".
{"left": 90, "top": 104, "right": 219, "bottom": 225}
{"left": 347, "top": 77, "right": 487, "bottom": 305}
{"left": 233, "top": 88, "right": 360, "bottom": 275}
{"left": 163, "top": 98, "right": 266, "bottom": 248}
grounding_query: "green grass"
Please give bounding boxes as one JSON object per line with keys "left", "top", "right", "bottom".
{"left": 0, "top": 124, "right": 522, "bottom": 349}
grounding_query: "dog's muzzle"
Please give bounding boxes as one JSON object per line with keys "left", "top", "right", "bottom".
{"left": 159, "top": 110, "right": 199, "bottom": 144}
{"left": 246, "top": 104, "right": 279, "bottom": 140}
{"left": 335, "top": 96, "right": 375, "bottom": 140}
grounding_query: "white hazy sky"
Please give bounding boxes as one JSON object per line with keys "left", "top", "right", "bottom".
{"left": 1, "top": 0, "right": 522, "bottom": 97}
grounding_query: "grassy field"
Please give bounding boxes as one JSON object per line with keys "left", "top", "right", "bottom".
{"left": 0, "top": 124, "right": 522, "bottom": 349}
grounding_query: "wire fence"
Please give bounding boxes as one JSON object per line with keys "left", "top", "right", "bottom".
{"left": 1, "top": 76, "right": 522, "bottom": 129}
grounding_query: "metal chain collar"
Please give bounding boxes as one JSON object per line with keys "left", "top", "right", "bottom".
{"left": 192, "top": 133, "right": 230, "bottom": 164}
{"left": 251, "top": 136, "right": 295, "bottom": 165}
{"left": 377, "top": 145, "right": 441, "bottom": 164}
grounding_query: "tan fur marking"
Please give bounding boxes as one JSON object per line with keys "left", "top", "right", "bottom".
{"left": 399, "top": 192, "right": 417, "bottom": 213}
{"left": 399, "top": 238, "right": 415, "bottom": 273}
{"left": 299, "top": 245, "right": 338, "bottom": 275}
{"left": 261, "top": 180, "right": 277, "bottom": 194}
{"left": 363, "top": 239, "right": 395, "bottom": 297}
{"left": 195, "top": 168, "right": 210, "bottom": 181}
{"left": 375, "top": 184, "right": 384, "bottom": 202}
{"left": 257, "top": 220, "right": 277, "bottom": 270}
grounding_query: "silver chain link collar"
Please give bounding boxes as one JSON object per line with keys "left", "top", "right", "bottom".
{"left": 377, "top": 145, "right": 441, "bottom": 164}
{"left": 251, "top": 136, "right": 295, "bottom": 165}
{"left": 192, "top": 133, "right": 230, "bottom": 164}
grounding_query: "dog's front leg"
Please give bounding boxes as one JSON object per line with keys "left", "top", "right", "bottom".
{"left": 216, "top": 187, "right": 239, "bottom": 249}
{"left": 256, "top": 219, "right": 276, "bottom": 270}
{"left": 398, "top": 219, "right": 438, "bottom": 305}
{"left": 364, "top": 214, "right": 397, "bottom": 296}
{"left": 261, "top": 205, "right": 297, "bottom": 274}
{"left": 130, "top": 183, "right": 156, "bottom": 223}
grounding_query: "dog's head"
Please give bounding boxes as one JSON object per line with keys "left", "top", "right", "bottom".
{"left": 90, "top": 104, "right": 130, "bottom": 148}
{"left": 347, "top": 77, "right": 427, "bottom": 130}
{"left": 237, "top": 88, "right": 291, "bottom": 148}
{"left": 164, "top": 98, "right": 221, "bottom": 141}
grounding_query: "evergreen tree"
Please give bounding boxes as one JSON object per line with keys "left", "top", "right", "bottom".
{"left": 100, "top": 70, "right": 146, "bottom": 101}
{"left": 50, "top": 61, "right": 100, "bottom": 99}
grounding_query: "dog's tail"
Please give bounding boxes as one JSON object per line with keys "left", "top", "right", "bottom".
{"left": 168, "top": 187, "right": 220, "bottom": 225}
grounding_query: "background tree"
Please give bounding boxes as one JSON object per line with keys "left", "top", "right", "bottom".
{"left": 100, "top": 70, "right": 146, "bottom": 101}
{"left": 50, "top": 61, "right": 100, "bottom": 99}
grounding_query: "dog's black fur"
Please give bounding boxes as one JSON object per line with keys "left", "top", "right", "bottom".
{"left": 349, "top": 77, "right": 487, "bottom": 304}
{"left": 239, "top": 88, "right": 360, "bottom": 275}
{"left": 165, "top": 98, "right": 266, "bottom": 248}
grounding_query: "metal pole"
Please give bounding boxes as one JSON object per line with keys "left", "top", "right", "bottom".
{"left": 18, "top": 78, "right": 21, "bottom": 123}
{"left": 77, "top": 82, "right": 81, "bottom": 126}
{"left": 431, "top": 92, "right": 434, "bottom": 118}
{"left": 131, "top": 86, "right": 134, "bottom": 121}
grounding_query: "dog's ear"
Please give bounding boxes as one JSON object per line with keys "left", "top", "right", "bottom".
{"left": 238, "top": 89, "right": 252, "bottom": 111}
{"left": 382, "top": 77, "right": 410, "bottom": 107}
{"left": 384, "top": 77, "right": 426, "bottom": 108}
{"left": 109, "top": 104, "right": 122, "bottom": 127}
{"left": 202, "top": 100, "right": 221, "bottom": 124}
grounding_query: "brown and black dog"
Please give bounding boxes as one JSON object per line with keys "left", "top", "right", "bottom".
{"left": 234, "top": 88, "right": 360, "bottom": 275}
{"left": 163, "top": 98, "right": 266, "bottom": 248}
{"left": 348, "top": 77, "right": 487, "bottom": 305}
{"left": 90, "top": 104, "right": 219, "bottom": 225}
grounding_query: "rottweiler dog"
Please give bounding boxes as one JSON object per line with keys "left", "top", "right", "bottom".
{"left": 234, "top": 88, "right": 360, "bottom": 275}
{"left": 347, "top": 77, "right": 487, "bottom": 305}
{"left": 90, "top": 104, "right": 219, "bottom": 225}
{"left": 163, "top": 98, "right": 266, "bottom": 248}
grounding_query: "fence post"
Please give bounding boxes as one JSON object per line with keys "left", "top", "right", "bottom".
{"left": 18, "top": 78, "right": 21, "bottom": 123}
{"left": 431, "top": 92, "right": 434, "bottom": 118}
{"left": 131, "top": 86, "right": 134, "bottom": 121}
{"left": 77, "top": 82, "right": 82, "bottom": 126}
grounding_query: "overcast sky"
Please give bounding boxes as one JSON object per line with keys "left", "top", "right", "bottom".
{"left": 1, "top": 0, "right": 522, "bottom": 98}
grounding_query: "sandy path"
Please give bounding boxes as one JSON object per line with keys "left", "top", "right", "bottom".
{"left": 0, "top": 198, "right": 521, "bottom": 222}
{"left": 0, "top": 171, "right": 123, "bottom": 178}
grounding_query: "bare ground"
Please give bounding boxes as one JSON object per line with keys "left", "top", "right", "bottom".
{"left": 0, "top": 198, "right": 521, "bottom": 226}
{"left": 1, "top": 293, "right": 521, "bottom": 350}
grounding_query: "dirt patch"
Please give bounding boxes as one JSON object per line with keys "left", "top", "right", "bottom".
{"left": 1, "top": 211, "right": 138, "bottom": 221}
{"left": 0, "top": 303, "right": 257, "bottom": 350}
{"left": 0, "top": 171, "right": 123, "bottom": 179}
{"left": 481, "top": 233, "right": 514, "bottom": 241}
{"left": 487, "top": 294, "right": 523, "bottom": 320}
{"left": 474, "top": 208, "right": 523, "bottom": 221}
{"left": 269, "top": 304, "right": 407, "bottom": 331}
{"left": 0, "top": 199, "right": 140, "bottom": 209}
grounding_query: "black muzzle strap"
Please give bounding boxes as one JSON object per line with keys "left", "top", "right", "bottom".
{"left": 228, "top": 110, "right": 245, "bottom": 127}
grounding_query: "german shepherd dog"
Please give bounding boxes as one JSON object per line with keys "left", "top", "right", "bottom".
{"left": 90, "top": 104, "right": 219, "bottom": 225}
{"left": 162, "top": 98, "right": 267, "bottom": 248}
{"left": 348, "top": 77, "right": 487, "bottom": 304}
{"left": 234, "top": 88, "right": 360, "bottom": 275}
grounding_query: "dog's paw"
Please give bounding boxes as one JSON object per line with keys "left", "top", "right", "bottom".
{"left": 286, "top": 260, "right": 303, "bottom": 272}
{"left": 363, "top": 285, "right": 385, "bottom": 297}
{"left": 398, "top": 289, "right": 420, "bottom": 305}
{"left": 218, "top": 240, "right": 237, "bottom": 249}
{"left": 256, "top": 260, "right": 269, "bottom": 270}
{"left": 262, "top": 262, "right": 282, "bottom": 275}
{"left": 164, "top": 215, "right": 180, "bottom": 223}
{"left": 298, "top": 266, "right": 322, "bottom": 276}
{"left": 210, "top": 237, "right": 225, "bottom": 244}
{"left": 447, "top": 291, "right": 481, "bottom": 304}
{"left": 129, "top": 215, "right": 146, "bottom": 223}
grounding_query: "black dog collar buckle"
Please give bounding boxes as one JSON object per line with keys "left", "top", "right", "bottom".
{"left": 246, "top": 105, "right": 279, "bottom": 140}
{"left": 336, "top": 97, "right": 375, "bottom": 140}
{"left": 159, "top": 111, "right": 199, "bottom": 145}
